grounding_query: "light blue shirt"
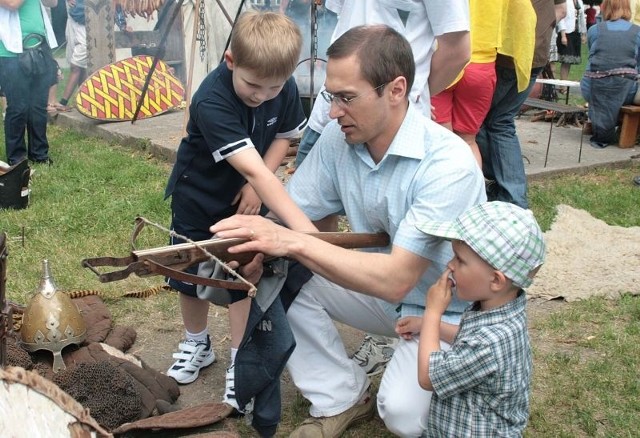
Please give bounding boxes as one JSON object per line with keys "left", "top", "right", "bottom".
{"left": 288, "top": 104, "right": 486, "bottom": 323}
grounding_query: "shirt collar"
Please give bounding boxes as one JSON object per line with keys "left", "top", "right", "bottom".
{"left": 353, "top": 102, "right": 427, "bottom": 165}
{"left": 386, "top": 103, "right": 427, "bottom": 160}
{"left": 462, "top": 290, "right": 527, "bottom": 331}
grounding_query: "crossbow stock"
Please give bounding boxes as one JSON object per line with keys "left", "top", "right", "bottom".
{"left": 82, "top": 219, "right": 390, "bottom": 293}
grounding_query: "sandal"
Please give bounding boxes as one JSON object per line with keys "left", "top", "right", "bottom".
{"left": 51, "top": 102, "right": 72, "bottom": 112}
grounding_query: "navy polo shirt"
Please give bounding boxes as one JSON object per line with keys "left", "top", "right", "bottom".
{"left": 165, "top": 63, "right": 307, "bottom": 231}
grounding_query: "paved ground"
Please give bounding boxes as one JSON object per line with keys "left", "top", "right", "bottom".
{"left": 51, "top": 106, "right": 640, "bottom": 178}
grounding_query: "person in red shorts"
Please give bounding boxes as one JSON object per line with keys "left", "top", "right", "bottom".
{"left": 432, "top": 1, "right": 535, "bottom": 170}
{"left": 432, "top": 62, "right": 496, "bottom": 167}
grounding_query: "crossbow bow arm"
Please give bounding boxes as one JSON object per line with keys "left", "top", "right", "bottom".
{"left": 81, "top": 232, "right": 390, "bottom": 285}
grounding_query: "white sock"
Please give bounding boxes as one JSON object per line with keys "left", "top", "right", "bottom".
{"left": 230, "top": 347, "right": 238, "bottom": 365}
{"left": 185, "top": 327, "right": 208, "bottom": 344}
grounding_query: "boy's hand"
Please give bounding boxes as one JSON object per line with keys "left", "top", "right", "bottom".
{"left": 232, "top": 184, "right": 262, "bottom": 215}
{"left": 426, "top": 268, "right": 454, "bottom": 315}
{"left": 238, "top": 253, "right": 264, "bottom": 285}
{"left": 396, "top": 316, "right": 422, "bottom": 340}
{"left": 226, "top": 253, "right": 264, "bottom": 285}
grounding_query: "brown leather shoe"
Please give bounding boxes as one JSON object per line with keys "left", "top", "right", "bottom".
{"left": 289, "top": 394, "right": 376, "bottom": 438}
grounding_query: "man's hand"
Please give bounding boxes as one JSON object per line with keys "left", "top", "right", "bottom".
{"left": 426, "top": 269, "right": 454, "bottom": 315}
{"left": 232, "top": 183, "right": 262, "bottom": 215}
{"left": 210, "top": 215, "right": 294, "bottom": 259}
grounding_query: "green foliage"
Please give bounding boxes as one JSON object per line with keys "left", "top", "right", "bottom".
{"left": 527, "top": 296, "right": 640, "bottom": 437}
{"left": 0, "top": 125, "right": 171, "bottom": 304}
{"left": 528, "top": 165, "right": 640, "bottom": 231}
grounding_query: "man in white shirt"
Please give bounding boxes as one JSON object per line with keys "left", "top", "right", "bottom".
{"left": 294, "top": 0, "right": 471, "bottom": 167}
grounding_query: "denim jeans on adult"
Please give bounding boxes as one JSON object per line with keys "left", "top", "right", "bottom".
{"left": 294, "top": 127, "right": 321, "bottom": 167}
{"left": 0, "top": 56, "right": 51, "bottom": 165}
{"left": 581, "top": 75, "right": 636, "bottom": 148}
{"left": 476, "top": 66, "right": 543, "bottom": 209}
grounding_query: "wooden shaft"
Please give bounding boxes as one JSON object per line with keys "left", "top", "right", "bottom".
{"left": 133, "top": 232, "right": 390, "bottom": 267}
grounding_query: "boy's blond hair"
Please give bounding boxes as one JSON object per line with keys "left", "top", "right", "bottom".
{"left": 229, "top": 10, "right": 302, "bottom": 79}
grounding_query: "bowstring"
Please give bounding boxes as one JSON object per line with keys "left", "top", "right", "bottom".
{"left": 137, "top": 217, "right": 257, "bottom": 296}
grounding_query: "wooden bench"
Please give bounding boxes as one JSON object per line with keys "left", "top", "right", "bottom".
{"left": 522, "top": 98, "right": 588, "bottom": 167}
{"left": 619, "top": 105, "right": 640, "bottom": 148}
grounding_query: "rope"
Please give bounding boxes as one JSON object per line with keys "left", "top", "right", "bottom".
{"left": 136, "top": 217, "right": 257, "bottom": 296}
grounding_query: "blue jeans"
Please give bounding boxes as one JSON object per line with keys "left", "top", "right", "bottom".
{"left": 581, "top": 75, "right": 636, "bottom": 148}
{"left": 294, "top": 127, "right": 321, "bottom": 167}
{"left": 476, "top": 65, "right": 543, "bottom": 209}
{"left": 0, "top": 56, "right": 52, "bottom": 165}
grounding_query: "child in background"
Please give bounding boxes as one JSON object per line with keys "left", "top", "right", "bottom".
{"left": 163, "top": 10, "right": 315, "bottom": 412}
{"left": 56, "top": 0, "right": 86, "bottom": 111}
{"left": 396, "top": 201, "right": 545, "bottom": 436}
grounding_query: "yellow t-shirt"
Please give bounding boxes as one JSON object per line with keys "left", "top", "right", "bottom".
{"left": 470, "top": 0, "right": 501, "bottom": 64}
{"left": 445, "top": 0, "right": 535, "bottom": 91}
{"left": 498, "top": 0, "right": 536, "bottom": 92}
{"left": 631, "top": 0, "right": 640, "bottom": 25}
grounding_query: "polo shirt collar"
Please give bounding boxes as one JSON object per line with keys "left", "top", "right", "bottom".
{"left": 353, "top": 102, "right": 426, "bottom": 165}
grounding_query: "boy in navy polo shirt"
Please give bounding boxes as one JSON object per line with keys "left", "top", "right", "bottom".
{"left": 164, "top": 10, "right": 316, "bottom": 409}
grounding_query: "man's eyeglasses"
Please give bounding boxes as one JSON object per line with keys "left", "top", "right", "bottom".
{"left": 320, "top": 82, "right": 389, "bottom": 108}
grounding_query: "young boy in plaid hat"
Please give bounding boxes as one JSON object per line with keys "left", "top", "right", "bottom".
{"left": 395, "top": 201, "right": 545, "bottom": 436}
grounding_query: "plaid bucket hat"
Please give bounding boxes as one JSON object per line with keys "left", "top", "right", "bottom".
{"left": 417, "top": 202, "right": 545, "bottom": 288}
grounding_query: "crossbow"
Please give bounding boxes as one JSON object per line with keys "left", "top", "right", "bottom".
{"left": 82, "top": 219, "right": 390, "bottom": 293}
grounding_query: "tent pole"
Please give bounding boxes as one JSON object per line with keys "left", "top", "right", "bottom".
{"left": 214, "top": 0, "right": 234, "bottom": 25}
{"left": 220, "top": 0, "right": 246, "bottom": 63}
{"left": 182, "top": 0, "right": 203, "bottom": 135}
{"left": 132, "top": 0, "right": 184, "bottom": 124}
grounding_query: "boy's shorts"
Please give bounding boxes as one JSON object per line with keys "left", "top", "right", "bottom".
{"left": 65, "top": 19, "right": 88, "bottom": 69}
{"left": 167, "top": 215, "right": 248, "bottom": 303}
{"left": 431, "top": 62, "right": 497, "bottom": 135}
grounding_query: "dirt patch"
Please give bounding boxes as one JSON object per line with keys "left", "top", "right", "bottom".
{"left": 116, "top": 296, "right": 567, "bottom": 437}
{"left": 120, "top": 303, "right": 365, "bottom": 414}
{"left": 528, "top": 205, "right": 640, "bottom": 301}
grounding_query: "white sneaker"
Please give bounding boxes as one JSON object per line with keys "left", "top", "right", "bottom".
{"left": 223, "top": 363, "right": 253, "bottom": 414}
{"left": 167, "top": 335, "right": 215, "bottom": 384}
{"left": 351, "top": 334, "right": 397, "bottom": 376}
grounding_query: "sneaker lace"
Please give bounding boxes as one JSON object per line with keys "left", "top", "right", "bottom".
{"left": 352, "top": 335, "right": 374, "bottom": 363}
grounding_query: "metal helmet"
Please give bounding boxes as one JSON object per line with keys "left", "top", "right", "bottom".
{"left": 20, "top": 260, "right": 86, "bottom": 372}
